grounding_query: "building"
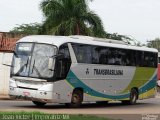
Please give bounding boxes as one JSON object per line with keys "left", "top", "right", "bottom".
{"left": 0, "top": 32, "right": 22, "bottom": 96}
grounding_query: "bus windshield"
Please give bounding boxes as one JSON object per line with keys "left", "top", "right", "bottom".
{"left": 11, "top": 43, "right": 57, "bottom": 80}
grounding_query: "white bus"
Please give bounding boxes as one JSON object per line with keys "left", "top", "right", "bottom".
{"left": 9, "top": 35, "right": 158, "bottom": 107}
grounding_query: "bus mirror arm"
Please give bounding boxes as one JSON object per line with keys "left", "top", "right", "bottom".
{"left": 2, "top": 63, "right": 13, "bottom": 67}
{"left": 51, "top": 53, "right": 64, "bottom": 59}
{"left": 13, "top": 51, "right": 19, "bottom": 58}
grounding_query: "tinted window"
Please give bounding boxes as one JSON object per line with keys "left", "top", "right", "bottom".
{"left": 136, "top": 51, "right": 157, "bottom": 68}
{"left": 125, "top": 50, "right": 136, "bottom": 66}
{"left": 92, "top": 46, "right": 99, "bottom": 64}
{"left": 56, "top": 44, "right": 71, "bottom": 79}
{"left": 108, "top": 48, "right": 125, "bottom": 65}
{"left": 98, "top": 47, "right": 108, "bottom": 64}
{"left": 144, "top": 52, "right": 157, "bottom": 67}
{"left": 72, "top": 44, "right": 92, "bottom": 63}
{"left": 71, "top": 43, "right": 157, "bottom": 67}
{"left": 136, "top": 51, "right": 143, "bottom": 67}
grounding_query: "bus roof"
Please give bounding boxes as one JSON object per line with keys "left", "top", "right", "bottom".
{"left": 17, "top": 35, "right": 158, "bottom": 53}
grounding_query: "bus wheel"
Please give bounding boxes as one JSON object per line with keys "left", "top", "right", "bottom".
{"left": 67, "top": 89, "right": 83, "bottom": 108}
{"left": 122, "top": 89, "right": 138, "bottom": 105}
{"left": 32, "top": 101, "right": 46, "bottom": 107}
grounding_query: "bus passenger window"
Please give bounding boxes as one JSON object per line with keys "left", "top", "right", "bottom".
{"left": 108, "top": 56, "right": 115, "bottom": 65}
{"left": 136, "top": 51, "right": 144, "bottom": 67}
{"left": 125, "top": 50, "right": 136, "bottom": 66}
{"left": 72, "top": 44, "right": 92, "bottom": 64}
{"left": 108, "top": 48, "right": 116, "bottom": 65}
{"left": 92, "top": 46, "right": 99, "bottom": 64}
{"left": 98, "top": 47, "right": 108, "bottom": 64}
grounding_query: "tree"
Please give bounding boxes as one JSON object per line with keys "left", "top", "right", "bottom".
{"left": 147, "top": 38, "right": 160, "bottom": 51}
{"left": 106, "top": 33, "right": 140, "bottom": 45}
{"left": 10, "top": 23, "right": 41, "bottom": 35}
{"left": 40, "top": 0, "right": 106, "bottom": 37}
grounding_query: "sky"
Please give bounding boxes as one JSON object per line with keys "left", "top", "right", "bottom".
{"left": 0, "top": 0, "right": 160, "bottom": 44}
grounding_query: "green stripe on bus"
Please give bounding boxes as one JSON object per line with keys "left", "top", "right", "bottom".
{"left": 66, "top": 70, "right": 156, "bottom": 100}
{"left": 122, "top": 67, "right": 156, "bottom": 93}
{"left": 66, "top": 70, "right": 130, "bottom": 99}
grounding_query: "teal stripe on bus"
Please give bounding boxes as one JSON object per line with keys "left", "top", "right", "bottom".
{"left": 66, "top": 70, "right": 157, "bottom": 100}
{"left": 66, "top": 71, "right": 130, "bottom": 99}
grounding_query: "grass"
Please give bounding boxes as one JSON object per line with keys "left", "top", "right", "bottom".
{"left": 0, "top": 111, "right": 119, "bottom": 120}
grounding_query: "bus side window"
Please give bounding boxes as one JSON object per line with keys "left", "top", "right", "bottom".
{"left": 108, "top": 48, "right": 122, "bottom": 65}
{"left": 144, "top": 52, "right": 150, "bottom": 67}
{"left": 108, "top": 48, "right": 115, "bottom": 65}
{"left": 125, "top": 50, "right": 136, "bottom": 66}
{"left": 72, "top": 43, "right": 92, "bottom": 64}
{"left": 56, "top": 44, "right": 71, "bottom": 80}
{"left": 149, "top": 52, "right": 157, "bottom": 68}
{"left": 92, "top": 46, "right": 99, "bottom": 64}
{"left": 136, "top": 51, "right": 144, "bottom": 67}
{"left": 98, "top": 47, "right": 108, "bottom": 64}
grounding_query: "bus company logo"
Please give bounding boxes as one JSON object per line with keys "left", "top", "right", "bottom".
{"left": 86, "top": 68, "right": 89, "bottom": 75}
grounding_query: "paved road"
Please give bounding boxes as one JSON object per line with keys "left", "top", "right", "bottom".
{"left": 0, "top": 98, "right": 160, "bottom": 114}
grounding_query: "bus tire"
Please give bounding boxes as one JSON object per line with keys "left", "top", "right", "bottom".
{"left": 122, "top": 89, "right": 138, "bottom": 105}
{"left": 32, "top": 101, "right": 46, "bottom": 107}
{"left": 66, "top": 89, "right": 83, "bottom": 108}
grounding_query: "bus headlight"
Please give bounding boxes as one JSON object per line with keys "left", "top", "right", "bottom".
{"left": 9, "top": 78, "right": 17, "bottom": 87}
{"left": 9, "top": 87, "right": 15, "bottom": 91}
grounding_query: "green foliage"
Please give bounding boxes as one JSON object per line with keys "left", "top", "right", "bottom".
{"left": 106, "top": 33, "right": 124, "bottom": 40}
{"left": 40, "top": 0, "right": 106, "bottom": 37}
{"left": 9, "top": 0, "right": 137, "bottom": 45}
{"left": 10, "top": 23, "right": 42, "bottom": 35}
{"left": 147, "top": 38, "right": 160, "bottom": 51}
{"left": 105, "top": 33, "right": 141, "bottom": 46}
{"left": 106, "top": 33, "right": 134, "bottom": 41}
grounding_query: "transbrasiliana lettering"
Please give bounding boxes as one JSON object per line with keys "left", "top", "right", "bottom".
{"left": 94, "top": 69, "right": 123, "bottom": 75}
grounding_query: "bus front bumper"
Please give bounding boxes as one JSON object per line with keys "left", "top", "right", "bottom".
{"left": 9, "top": 87, "right": 60, "bottom": 103}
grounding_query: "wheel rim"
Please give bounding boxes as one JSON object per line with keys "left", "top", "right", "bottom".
{"left": 131, "top": 91, "right": 137, "bottom": 103}
{"left": 72, "top": 94, "right": 80, "bottom": 104}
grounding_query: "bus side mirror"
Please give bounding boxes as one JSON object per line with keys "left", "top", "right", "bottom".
{"left": 2, "top": 53, "right": 13, "bottom": 67}
{"left": 48, "top": 58, "right": 55, "bottom": 70}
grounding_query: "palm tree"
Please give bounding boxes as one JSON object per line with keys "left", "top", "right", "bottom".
{"left": 40, "top": 0, "right": 106, "bottom": 37}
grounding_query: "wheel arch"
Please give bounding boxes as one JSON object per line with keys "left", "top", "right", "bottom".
{"left": 72, "top": 87, "right": 84, "bottom": 100}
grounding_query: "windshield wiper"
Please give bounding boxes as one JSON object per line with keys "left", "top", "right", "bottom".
{"left": 31, "top": 59, "right": 42, "bottom": 78}
{"left": 15, "top": 57, "right": 29, "bottom": 75}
